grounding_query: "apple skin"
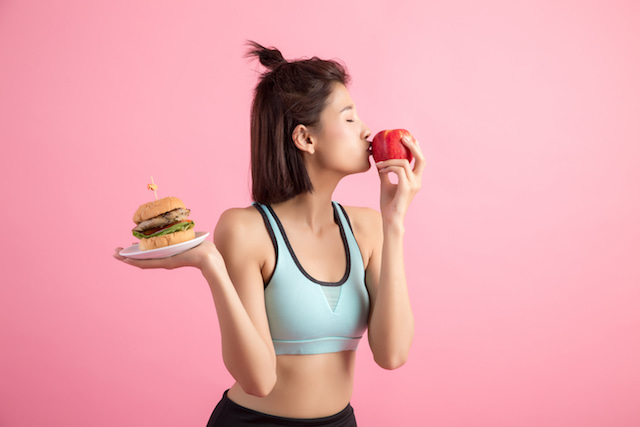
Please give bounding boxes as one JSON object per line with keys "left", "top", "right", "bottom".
{"left": 371, "top": 129, "right": 414, "bottom": 163}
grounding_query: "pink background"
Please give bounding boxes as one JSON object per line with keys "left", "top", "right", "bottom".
{"left": 1, "top": 1, "right": 639, "bottom": 426}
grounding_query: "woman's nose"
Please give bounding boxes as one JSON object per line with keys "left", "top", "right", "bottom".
{"left": 362, "top": 124, "right": 371, "bottom": 140}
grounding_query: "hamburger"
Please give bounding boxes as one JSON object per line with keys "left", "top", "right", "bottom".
{"left": 132, "top": 196, "right": 196, "bottom": 251}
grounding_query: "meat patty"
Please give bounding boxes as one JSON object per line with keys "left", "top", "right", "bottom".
{"left": 133, "top": 208, "right": 191, "bottom": 232}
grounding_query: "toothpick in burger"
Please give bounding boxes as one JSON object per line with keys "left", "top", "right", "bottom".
{"left": 132, "top": 196, "right": 196, "bottom": 251}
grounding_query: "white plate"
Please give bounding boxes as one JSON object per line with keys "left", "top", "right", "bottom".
{"left": 119, "top": 231, "right": 209, "bottom": 260}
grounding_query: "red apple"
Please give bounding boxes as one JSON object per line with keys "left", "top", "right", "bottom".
{"left": 371, "top": 129, "right": 414, "bottom": 163}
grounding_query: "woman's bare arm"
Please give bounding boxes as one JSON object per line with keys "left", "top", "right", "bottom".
{"left": 113, "top": 207, "right": 277, "bottom": 396}
{"left": 356, "top": 134, "right": 425, "bottom": 369}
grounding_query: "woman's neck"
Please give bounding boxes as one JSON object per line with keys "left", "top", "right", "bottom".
{"left": 272, "top": 190, "right": 337, "bottom": 233}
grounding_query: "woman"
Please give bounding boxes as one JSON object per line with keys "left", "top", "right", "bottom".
{"left": 114, "top": 41, "right": 425, "bottom": 426}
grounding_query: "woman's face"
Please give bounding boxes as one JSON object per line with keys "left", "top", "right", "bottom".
{"left": 310, "top": 82, "right": 372, "bottom": 175}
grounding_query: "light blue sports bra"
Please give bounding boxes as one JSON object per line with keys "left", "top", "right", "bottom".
{"left": 253, "top": 202, "right": 370, "bottom": 355}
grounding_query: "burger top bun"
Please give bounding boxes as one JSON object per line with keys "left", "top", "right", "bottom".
{"left": 133, "top": 196, "right": 186, "bottom": 224}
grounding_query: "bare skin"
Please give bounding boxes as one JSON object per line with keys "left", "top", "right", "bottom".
{"left": 113, "top": 82, "right": 425, "bottom": 418}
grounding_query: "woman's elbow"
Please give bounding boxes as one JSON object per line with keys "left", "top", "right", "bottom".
{"left": 374, "top": 352, "right": 409, "bottom": 370}
{"left": 241, "top": 372, "right": 277, "bottom": 398}
{"left": 244, "top": 383, "right": 275, "bottom": 398}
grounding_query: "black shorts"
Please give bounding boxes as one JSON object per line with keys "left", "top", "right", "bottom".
{"left": 206, "top": 390, "right": 357, "bottom": 427}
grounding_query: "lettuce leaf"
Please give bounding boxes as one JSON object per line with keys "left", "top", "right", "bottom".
{"left": 132, "top": 220, "right": 195, "bottom": 239}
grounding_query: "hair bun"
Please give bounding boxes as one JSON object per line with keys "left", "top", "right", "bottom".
{"left": 246, "top": 40, "right": 286, "bottom": 70}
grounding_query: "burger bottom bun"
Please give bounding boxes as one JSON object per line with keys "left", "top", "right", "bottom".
{"left": 139, "top": 228, "right": 196, "bottom": 251}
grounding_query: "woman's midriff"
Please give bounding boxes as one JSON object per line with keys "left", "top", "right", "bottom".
{"left": 226, "top": 350, "right": 357, "bottom": 419}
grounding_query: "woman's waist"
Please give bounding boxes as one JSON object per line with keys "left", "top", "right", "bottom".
{"left": 227, "top": 351, "right": 356, "bottom": 418}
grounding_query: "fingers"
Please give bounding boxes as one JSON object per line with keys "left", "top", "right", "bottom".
{"left": 116, "top": 256, "right": 174, "bottom": 270}
{"left": 112, "top": 247, "right": 157, "bottom": 269}
{"left": 375, "top": 158, "right": 411, "bottom": 171}
{"left": 376, "top": 159, "right": 414, "bottom": 186}
{"left": 127, "top": 259, "right": 171, "bottom": 270}
{"left": 112, "top": 247, "right": 128, "bottom": 262}
{"left": 378, "top": 165, "right": 413, "bottom": 194}
{"left": 399, "top": 134, "right": 426, "bottom": 177}
{"left": 376, "top": 134, "right": 424, "bottom": 190}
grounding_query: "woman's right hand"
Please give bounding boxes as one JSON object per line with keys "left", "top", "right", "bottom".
{"left": 112, "top": 240, "right": 225, "bottom": 272}
{"left": 114, "top": 209, "right": 278, "bottom": 397}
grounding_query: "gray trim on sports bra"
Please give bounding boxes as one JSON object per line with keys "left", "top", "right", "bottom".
{"left": 263, "top": 203, "right": 351, "bottom": 287}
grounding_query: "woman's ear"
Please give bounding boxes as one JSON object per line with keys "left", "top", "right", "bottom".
{"left": 292, "top": 124, "right": 315, "bottom": 154}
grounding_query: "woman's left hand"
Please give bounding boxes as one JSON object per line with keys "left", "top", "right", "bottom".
{"left": 376, "top": 134, "right": 425, "bottom": 224}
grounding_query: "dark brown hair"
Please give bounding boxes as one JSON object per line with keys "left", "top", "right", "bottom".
{"left": 246, "top": 41, "right": 350, "bottom": 204}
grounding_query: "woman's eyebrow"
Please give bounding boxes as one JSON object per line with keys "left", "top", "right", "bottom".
{"left": 340, "top": 105, "right": 354, "bottom": 113}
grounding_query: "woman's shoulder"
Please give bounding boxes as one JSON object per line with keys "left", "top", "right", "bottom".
{"left": 340, "top": 204, "right": 381, "bottom": 228}
{"left": 214, "top": 205, "right": 269, "bottom": 249}
{"left": 339, "top": 205, "right": 381, "bottom": 266}
{"left": 339, "top": 204, "right": 382, "bottom": 242}
{"left": 217, "top": 204, "right": 263, "bottom": 225}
